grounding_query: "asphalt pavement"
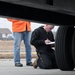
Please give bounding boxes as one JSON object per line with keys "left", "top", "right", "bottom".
{"left": 0, "top": 59, "right": 75, "bottom": 75}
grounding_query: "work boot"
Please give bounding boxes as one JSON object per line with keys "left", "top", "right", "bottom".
{"left": 33, "top": 56, "right": 38, "bottom": 69}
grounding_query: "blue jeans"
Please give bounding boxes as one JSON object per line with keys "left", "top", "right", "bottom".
{"left": 13, "top": 31, "right": 32, "bottom": 64}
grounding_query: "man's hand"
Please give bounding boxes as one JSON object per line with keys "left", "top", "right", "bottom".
{"left": 45, "top": 38, "right": 51, "bottom": 44}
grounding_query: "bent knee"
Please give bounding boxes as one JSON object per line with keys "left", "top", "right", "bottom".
{"left": 44, "top": 64, "right": 53, "bottom": 69}
{"left": 39, "top": 63, "right": 53, "bottom": 69}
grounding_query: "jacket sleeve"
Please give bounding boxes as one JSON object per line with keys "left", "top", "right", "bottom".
{"left": 7, "top": 18, "right": 18, "bottom": 22}
{"left": 51, "top": 32, "right": 55, "bottom": 42}
{"left": 30, "top": 29, "right": 45, "bottom": 46}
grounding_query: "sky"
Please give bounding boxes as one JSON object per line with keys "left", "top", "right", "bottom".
{"left": 0, "top": 17, "right": 59, "bottom": 32}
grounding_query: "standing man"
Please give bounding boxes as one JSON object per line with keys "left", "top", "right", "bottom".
{"left": 8, "top": 19, "right": 32, "bottom": 67}
{"left": 31, "top": 24, "right": 58, "bottom": 69}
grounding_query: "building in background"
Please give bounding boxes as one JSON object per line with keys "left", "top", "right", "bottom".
{"left": 0, "top": 28, "right": 13, "bottom": 40}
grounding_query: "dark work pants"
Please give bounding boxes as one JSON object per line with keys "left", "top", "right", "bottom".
{"left": 37, "top": 50, "right": 58, "bottom": 69}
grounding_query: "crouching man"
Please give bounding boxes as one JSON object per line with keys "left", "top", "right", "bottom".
{"left": 31, "top": 24, "right": 58, "bottom": 69}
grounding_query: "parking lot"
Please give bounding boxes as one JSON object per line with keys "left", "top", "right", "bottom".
{"left": 0, "top": 59, "right": 75, "bottom": 75}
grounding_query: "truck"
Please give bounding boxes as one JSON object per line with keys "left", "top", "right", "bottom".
{"left": 0, "top": 0, "right": 75, "bottom": 71}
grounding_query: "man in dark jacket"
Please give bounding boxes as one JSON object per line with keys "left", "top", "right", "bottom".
{"left": 31, "top": 24, "right": 58, "bottom": 69}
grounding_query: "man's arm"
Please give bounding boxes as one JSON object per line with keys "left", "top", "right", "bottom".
{"left": 30, "top": 29, "right": 45, "bottom": 46}
{"left": 50, "top": 31, "right": 55, "bottom": 47}
{"left": 51, "top": 31, "right": 55, "bottom": 42}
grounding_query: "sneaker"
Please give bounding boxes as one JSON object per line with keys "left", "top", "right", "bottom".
{"left": 26, "top": 62, "right": 33, "bottom": 66}
{"left": 15, "top": 63, "right": 23, "bottom": 67}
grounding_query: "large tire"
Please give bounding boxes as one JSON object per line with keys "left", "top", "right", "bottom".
{"left": 72, "top": 30, "right": 75, "bottom": 66}
{"left": 55, "top": 26, "right": 74, "bottom": 71}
